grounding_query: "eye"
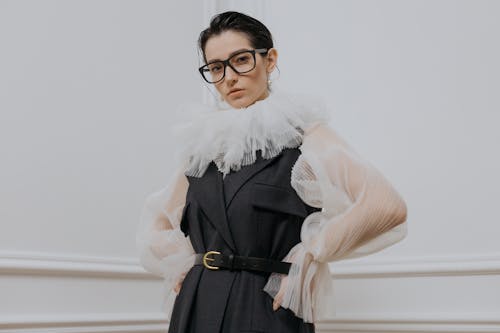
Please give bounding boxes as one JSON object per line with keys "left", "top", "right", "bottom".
{"left": 208, "top": 64, "right": 223, "bottom": 73}
{"left": 236, "top": 55, "right": 250, "bottom": 63}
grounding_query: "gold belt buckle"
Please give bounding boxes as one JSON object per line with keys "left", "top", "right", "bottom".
{"left": 202, "top": 250, "right": 221, "bottom": 270}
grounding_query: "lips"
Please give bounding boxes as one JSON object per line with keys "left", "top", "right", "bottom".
{"left": 228, "top": 89, "right": 243, "bottom": 95}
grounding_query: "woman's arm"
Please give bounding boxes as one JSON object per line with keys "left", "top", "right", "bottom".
{"left": 136, "top": 162, "right": 195, "bottom": 316}
{"left": 263, "top": 122, "right": 408, "bottom": 322}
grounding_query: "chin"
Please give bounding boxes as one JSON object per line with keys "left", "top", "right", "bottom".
{"left": 228, "top": 96, "right": 251, "bottom": 109}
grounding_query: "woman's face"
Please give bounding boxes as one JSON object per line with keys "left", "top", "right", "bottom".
{"left": 203, "top": 30, "right": 278, "bottom": 109}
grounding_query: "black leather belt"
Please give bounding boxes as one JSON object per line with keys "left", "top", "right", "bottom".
{"left": 194, "top": 251, "right": 291, "bottom": 274}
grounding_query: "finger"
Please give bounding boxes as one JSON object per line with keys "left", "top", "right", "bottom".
{"left": 173, "top": 280, "right": 182, "bottom": 294}
{"left": 272, "top": 277, "right": 286, "bottom": 311}
{"left": 273, "top": 293, "right": 282, "bottom": 311}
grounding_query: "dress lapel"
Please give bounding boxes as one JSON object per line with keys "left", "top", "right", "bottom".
{"left": 188, "top": 161, "right": 236, "bottom": 252}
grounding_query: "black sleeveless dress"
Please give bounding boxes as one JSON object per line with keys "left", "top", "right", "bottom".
{"left": 167, "top": 147, "right": 320, "bottom": 333}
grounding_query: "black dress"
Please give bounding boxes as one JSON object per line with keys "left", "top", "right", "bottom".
{"left": 168, "top": 148, "right": 320, "bottom": 333}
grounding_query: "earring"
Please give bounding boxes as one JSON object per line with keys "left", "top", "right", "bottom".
{"left": 267, "top": 77, "right": 272, "bottom": 88}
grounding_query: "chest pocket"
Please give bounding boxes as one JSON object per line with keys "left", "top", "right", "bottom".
{"left": 250, "top": 182, "right": 309, "bottom": 218}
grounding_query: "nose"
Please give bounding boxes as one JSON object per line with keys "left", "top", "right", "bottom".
{"left": 224, "top": 64, "right": 239, "bottom": 81}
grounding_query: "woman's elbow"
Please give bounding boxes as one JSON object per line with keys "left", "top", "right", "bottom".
{"left": 394, "top": 198, "right": 408, "bottom": 225}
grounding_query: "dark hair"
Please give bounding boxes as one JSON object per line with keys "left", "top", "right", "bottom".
{"left": 198, "top": 11, "right": 274, "bottom": 64}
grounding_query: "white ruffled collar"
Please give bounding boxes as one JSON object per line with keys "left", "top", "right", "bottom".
{"left": 171, "top": 86, "right": 331, "bottom": 178}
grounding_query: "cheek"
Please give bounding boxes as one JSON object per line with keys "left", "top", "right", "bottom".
{"left": 252, "top": 65, "right": 267, "bottom": 79}
{"left": 246, "top": 70, "right": 267, "bottom": 89}
{"left": 214, "top": 83, "right": 225, "bottom": 94}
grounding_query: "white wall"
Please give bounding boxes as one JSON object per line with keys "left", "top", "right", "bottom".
{"left": 261, "top": 0, "right": 500, "bottom": 331}
{"left": 0, "top": 1, "right": 203, "bottom": 332}
{"left": 1, "top": 1, "right": 499, "bottom": 332}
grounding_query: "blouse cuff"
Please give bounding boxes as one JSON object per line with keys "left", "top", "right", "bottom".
{"left": 262, "top": 240, "right": 335, "bottom": 323}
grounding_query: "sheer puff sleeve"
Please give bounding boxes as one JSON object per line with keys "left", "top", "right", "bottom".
{"left": 263, "top": 122, "right": 408, "bottom": 323}
{"left": 135, "top": 162, "right": 195, "bottom": 320}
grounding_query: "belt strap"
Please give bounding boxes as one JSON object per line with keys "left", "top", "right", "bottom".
{"left": 194, "top": 251, "right": 291, "bottom": 274}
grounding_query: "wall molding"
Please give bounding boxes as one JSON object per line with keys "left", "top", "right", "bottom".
{"left": 200, "top": 0, "right": 219, "bottom": 106}
{"left": 1, "top": 250, "right": 500, "bottom": 279}
{"left": 329, "top": 253, "right": 500, "bottom": 278}
{"left": 0, "top": 250, "right": 152, "bottom": 279}
{"left": 1, "top": 313, "right": 499, "bottom": 333}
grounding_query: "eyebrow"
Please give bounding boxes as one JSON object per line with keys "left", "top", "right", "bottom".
{"left": 206, "top": 48, "right": 249, "bottom": 64}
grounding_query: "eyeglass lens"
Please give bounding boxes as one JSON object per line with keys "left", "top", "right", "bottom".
{"left": 202, "top": 51, "right": 255, "bottom": 83}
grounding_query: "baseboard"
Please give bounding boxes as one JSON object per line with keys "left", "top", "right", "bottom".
{"left": 0, "top": 313, "right": 167, "bottom": 333}
{"left": 1, "top": 313, "right": 499, "bottom": 333}
{"left": 316, "top": 313, "right": 500, "bottom": 333}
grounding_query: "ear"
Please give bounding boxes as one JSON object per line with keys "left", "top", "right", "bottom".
{"left": 265, "top": 48, "right": 278, "bottom": 73}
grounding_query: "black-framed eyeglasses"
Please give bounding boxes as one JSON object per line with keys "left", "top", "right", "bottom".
{"left": 198, "top": 48, "right": 269, "bottom": 84}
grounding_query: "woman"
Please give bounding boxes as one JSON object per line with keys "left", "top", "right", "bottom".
{"left": 136, "top": 11, "right": 408, "bottom": 333}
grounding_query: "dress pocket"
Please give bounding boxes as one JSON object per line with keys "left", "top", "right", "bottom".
{"left": 250, "top": 182, "right": 308, "bottom": 218}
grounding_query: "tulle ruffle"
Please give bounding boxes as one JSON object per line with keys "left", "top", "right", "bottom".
{"left": 170, "top": 86, "right": 332, "bottom": 178}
